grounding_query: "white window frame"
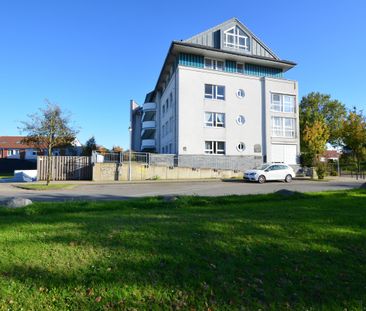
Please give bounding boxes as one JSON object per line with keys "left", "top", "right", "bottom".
{"left": 236, "top": 142, "right": 246, "bottom": 152}
{"left": 271, "top": 117, "right": 296, "bottom": 138}
{"left": 204, "top": 58, "right": 225, "bottom": 71}
{"left": 224, "top": 26, "right": 249, "bottom": 51}
{"left": 204, "top": 84, "right": 225, "bottom": 100}
{"left": 271, "top": 93, "right": 296, "bottom": 113}
{"left": 204, "top": 112, "right": 225, "bottom": 128}
{"left": 204, "top": 141, "right": 225, "bottom": 155}
{"left": 8, "top": 149, "right": 19, "bottom": 156}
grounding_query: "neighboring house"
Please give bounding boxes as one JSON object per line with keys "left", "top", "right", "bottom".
{"left": 0, "top": 136, "right": 82, "bottom": 160}
{"left": 320, "top": 150, "right": 342, "bottom": 162}
{"left": 131, "top": 17, "right": 299, "bottom": 165}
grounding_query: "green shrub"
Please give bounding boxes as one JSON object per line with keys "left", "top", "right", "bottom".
{"left": 316, "top": 163, "right": 327, "bottom": 179}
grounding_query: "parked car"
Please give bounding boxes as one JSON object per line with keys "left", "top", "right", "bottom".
{"left": 244, "top": 163, "right": 295, "bottom": 184}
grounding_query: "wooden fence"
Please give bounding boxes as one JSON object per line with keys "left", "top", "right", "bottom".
{"left": 37, "top": 156, "right": 92, "bottom": 181}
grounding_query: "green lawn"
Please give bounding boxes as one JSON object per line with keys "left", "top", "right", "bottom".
{"left": 0, "top": 173, "right": 12, "bottom": 179}
{"left": 14, "top": 184, "right": 76, "bottom": 191}
{"left": 0, "top": 190, "right": 365, "bottom": 310}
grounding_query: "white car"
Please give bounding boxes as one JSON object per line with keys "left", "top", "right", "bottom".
{"left": 244, "top": 163, "right": 295, "bottom": 184}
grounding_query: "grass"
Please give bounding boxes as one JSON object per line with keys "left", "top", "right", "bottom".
{"left": 0, "top": 173, "right": 12, "bottom": 179}
{"left": 14, "top": 184, "right": 76, "bottom": 191}
{"left": 0, "top": 190, "right": 366, "bottom": 310}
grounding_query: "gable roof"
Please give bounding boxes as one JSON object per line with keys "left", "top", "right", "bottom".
{"left": 0, "top": 136, "right": 44, "bottom": 149}
{"left": 185, "top": 17, "right": 280, "bottom": 60}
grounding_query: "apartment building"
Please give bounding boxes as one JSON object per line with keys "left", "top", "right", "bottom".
{"left": 131, "top": 18, "right": 299, "bottom": 166}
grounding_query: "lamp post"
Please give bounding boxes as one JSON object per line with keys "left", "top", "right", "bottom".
{"left": 128, "top": 126, "right": 132, "bottom": 181}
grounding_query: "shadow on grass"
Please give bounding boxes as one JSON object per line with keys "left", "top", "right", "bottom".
{"left": 0, "top": 189, "right": 366, "bottom": 309}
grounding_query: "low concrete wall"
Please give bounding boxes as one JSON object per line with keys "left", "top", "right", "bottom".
{"left": 93, "top": 162, "right": 242, "bottom": 181}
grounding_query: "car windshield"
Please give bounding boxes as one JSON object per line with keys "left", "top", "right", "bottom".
{"left": 255, "top": 164, "right": 271, "bottom": 170}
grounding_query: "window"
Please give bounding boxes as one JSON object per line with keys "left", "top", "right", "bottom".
{"left": 205, "top": 141, "right": 225, "bottom": 155}
{"left": 271, "top": 117, "right": 296, "bottom": 138}
{"left": 204, "top": 84, "right": 225, "bottom": 100}
{"left": 162, "top": 125, "right": 165, "bottom": 137}
{"left": 8, "top": 149, "right": 19, "bottom": 156}
{"left": 169, "top": 143, "right": 172, "bottom": 153}
{"left": 224, "top": 26, "right": 249, "bottom": 51}
{"left": 169, "top": 92, "right": 173, "bottom": 105}
{"left": 166, "top": 99, "right": 169, "bottom": 110}
{"left": 271, "top": 93, "right": 296, "bottom": 113}
{"left": 204, "top": 58, "right": 224, "bottom": 71}
{"left": 162, "top": 104, "right": 165, "bottom": 116}
{"left": 170, "top": 117, "right": 173, "bottom": 131}
{"left": 283, "top": 95, "right": 295, "bottom": 113}
{"left": 237, "top": 63, "right": 244, "bottom": 74}
{"left": 236, "top": 89, "right": 245, "bottom": 98}
{"left": 204, "top": 112, "right": 225, "bottom": 127}
{"left": 237, "top": 142, "right": 246, "bottom": 152}
{"left": 236, "top": 115, "right": 245, "bottom": 126}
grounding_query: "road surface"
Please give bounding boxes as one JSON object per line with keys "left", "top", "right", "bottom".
{"left": 0, "top": 178, "right": 364, "bottom": 202}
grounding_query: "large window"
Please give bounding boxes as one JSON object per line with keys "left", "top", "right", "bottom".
{"left": 205, "top": 84, "right": 225, "bottom": 100}
{"left": 224, "top": 26, "right": 249, "bottom": 51}
{"left": 204, "top": 141, "right": 225, "bottom": 155}
{"left": 271, "top": 93, "right": 296, "bottom": 113}
{"left": 204, "top": 58, "right": 224, "bottom": 71}
{"left": 271, "top": 117, "right": 296, "bottom": 138}
{"left": 204, "top": 112, "right": 225, "bottom": 128}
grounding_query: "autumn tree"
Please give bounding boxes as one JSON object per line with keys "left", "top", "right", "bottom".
{"left": 111, "top": 145, "right": 123, "bottom": 153}
{"left": 300, "top": 92, "right": 346, "bottom": 147}
{"left": 302, "top": 118, "right": 330, "bottom": 166}
{"left": 342, "top": 109, "right": 366, "bottom": 173}
{"left": 20, "top": 100, "right": 78, "bottom": 185}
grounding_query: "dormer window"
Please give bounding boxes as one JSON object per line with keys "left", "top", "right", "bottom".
{"left": 224, "top": 26, "right": 249, "bottom": 51}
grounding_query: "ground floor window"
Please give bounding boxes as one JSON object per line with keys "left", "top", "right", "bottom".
{"left": 204, "top": 141, "right": 225, "bottom": 155}
{"left": 8, "top": 149, "right": 19, "bottom": 156}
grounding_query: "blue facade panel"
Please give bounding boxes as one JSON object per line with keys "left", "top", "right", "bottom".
{"left": 244, "top": 63, "right": 283, "bottom": 78}
{"left": 178, "top": 53, "right": 204, "bottom": 68}
{"left": 178, "top": 53, "right": 283, "bottom": 78}
{"left": 225, "top": 60, "right": 237, "bottom": 73}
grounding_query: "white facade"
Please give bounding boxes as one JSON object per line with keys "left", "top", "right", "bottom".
{"left": 131, "top": 18, "right": 299, "bottom": 165}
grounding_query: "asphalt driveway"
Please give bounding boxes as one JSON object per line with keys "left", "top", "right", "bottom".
{"left": 0, "top": 178, "right": 364, "bottom": 202}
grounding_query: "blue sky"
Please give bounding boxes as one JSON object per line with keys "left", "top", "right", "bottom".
{"left": 1, "top": 0, "right": 365, "bottom": 149}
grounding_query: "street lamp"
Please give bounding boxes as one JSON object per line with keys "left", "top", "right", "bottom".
{"left": 128, "top": 126, "right": 132, "bottom": 181}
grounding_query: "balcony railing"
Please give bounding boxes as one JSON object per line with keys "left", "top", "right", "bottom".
{"left": 142, "top": 102, "right": 156, "bottom": 111}
{"left": 141, "top": 139, "right": 156, "bottom": 149}
{"left": 142, "top": 120, "right": 156, "bottom": 129}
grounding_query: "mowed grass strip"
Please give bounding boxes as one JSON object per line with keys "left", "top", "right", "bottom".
{"left": 0, "top": 190, "right": 365, "bottom": 310}
{"left": 14, "top": 184, "right": 76, "bottom": 191}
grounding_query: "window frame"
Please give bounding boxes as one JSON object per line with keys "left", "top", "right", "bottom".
{"left": 271, "top": 93, "right": 296, "bottom": 113}
{"left": 271, "top": 117, "right": 296, "bottom": 138}
{"left": 204, "top": 58, "right": 225, "bottom": 71}
{"left": 204, "top": 84, "right": 225, "bottom": 101}
{"left": 204, "top": 141, "right": 226, "bottom": 155}
{"left": 204, "top": 112, "right": 225, "bottom": 128}
{"left": 224, "top": 26, "right": 249, "bottom": 51}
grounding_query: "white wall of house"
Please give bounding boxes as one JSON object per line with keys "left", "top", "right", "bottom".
{"left": 175, "top": 65, "right": 299, "bottom": 163}
{"left": 158, "top": 70, "right": 177, "bottom": 154}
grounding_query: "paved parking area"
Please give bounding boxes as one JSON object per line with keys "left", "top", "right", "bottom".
{"left": 0, "top": 178, "right": 364, "bottom": 202}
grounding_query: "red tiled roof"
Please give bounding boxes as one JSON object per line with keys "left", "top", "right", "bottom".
{"left": 0, "top": 136, "right": 46, "bottom": 149}
{"left": 324, "top": 150, "right": 341, "bottom": 159}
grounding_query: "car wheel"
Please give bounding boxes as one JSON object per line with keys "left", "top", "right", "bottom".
{"left": 285, "top": 174, "right": 292, "bottom": 183}
{"left": 258, "top": 175, "right": 266, "bottom": 184}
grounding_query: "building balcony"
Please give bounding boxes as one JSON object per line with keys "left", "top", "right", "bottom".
{"left": 141, "top": 139, "right": 156, "bottom": 149}
{"left": 142, "top": 120, "right": 156, "bottom": 129}
{"left": 143, "top": 102, "right": 156, "bottom": 111}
